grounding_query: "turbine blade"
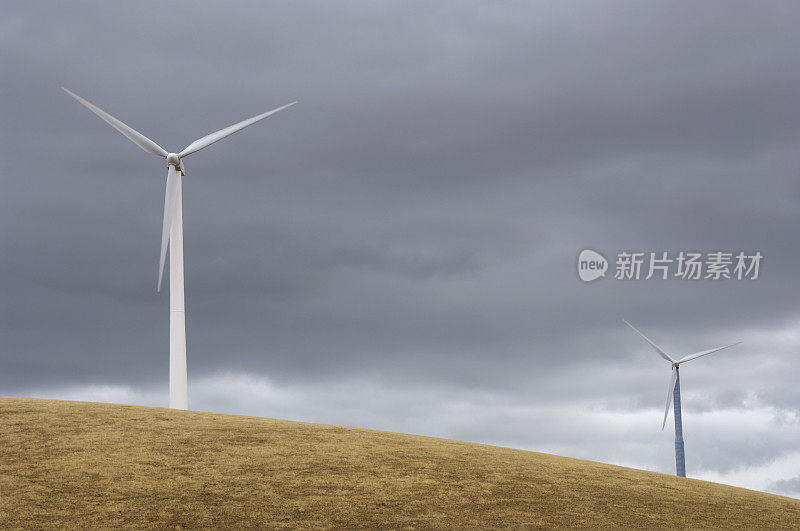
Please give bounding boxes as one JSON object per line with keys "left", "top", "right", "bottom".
{"left": 178, "top": 101, "right": 297, "bottom": 158}
{"left": 61, "top": 88, "right": 168, "bottom": 158}
{"left": 157, "top": 166, "right": 180, "bottom": 292}
{"left": 662, "top": 368, "right": 677, "bottom": 430}
{"left": 677, "top": 341, "right": 741, "bottom": 364}
{"left": 623, "top": 319, "right": 676, "bottom": 363}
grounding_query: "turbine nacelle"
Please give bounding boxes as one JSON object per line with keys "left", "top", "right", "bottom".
{"left": 166, "top": 153, "right": 186, "bottom": 176}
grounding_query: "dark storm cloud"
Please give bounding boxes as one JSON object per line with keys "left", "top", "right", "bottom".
{"left": 2, "top": 1, "right": 800, "bottom": 495}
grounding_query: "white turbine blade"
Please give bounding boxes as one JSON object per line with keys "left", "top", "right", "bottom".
{"left": 623, "top": 319, "right": 676, "bottom": 363}
{"left": 662, "top": 368, "right": 677, "bottom": 430}
{"left": 178, "top": 101, "right": 297, "bottom": 158}
{"left": 61, "top": 87, "right": 168, "bottom": 158}
{"left": 677, "top": 341, "right": 741, "bottom": 364}
{"left": 157, "top": 166, "right": 180, "bottom": 292}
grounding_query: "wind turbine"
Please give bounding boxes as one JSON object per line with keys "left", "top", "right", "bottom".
{"left": 622, "top": 319, "right": 740, "bottom": 477}
{"left": 62, "top": 87, "right": 296, "bottom": 410}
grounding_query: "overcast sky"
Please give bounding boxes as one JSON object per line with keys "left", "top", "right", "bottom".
{"left": 3, "top": 1, "right": 800, "bottom": 498}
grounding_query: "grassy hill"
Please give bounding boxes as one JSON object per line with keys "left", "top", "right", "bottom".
{"left": 1, "top": 397, "right": 798, "bottom": 529}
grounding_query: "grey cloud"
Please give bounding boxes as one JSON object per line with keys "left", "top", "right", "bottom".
{"left": 768, "top": 476, "right": 800, "bottom": 498}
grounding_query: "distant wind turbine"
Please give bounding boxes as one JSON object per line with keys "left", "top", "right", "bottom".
{"left": 63, "top": 87, "right": 296, "bottom": 409}
{"left": 623, "top": 319, "right": 740, "bottom": 477}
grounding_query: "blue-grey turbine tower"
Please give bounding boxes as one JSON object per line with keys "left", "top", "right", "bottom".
{"left": 623, "top": 320, "right": 740, "bottom": 477}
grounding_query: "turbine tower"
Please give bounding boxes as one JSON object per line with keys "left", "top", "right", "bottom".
{"left": 623, "top": 319, "right": 740, "bottom": 477}
{"left": 62, "top": 88, "right": 296, "bottom": 409}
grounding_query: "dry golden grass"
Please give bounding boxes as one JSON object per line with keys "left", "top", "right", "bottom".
{"left": 0, "top": 397, "right": 797, "bottom": 529}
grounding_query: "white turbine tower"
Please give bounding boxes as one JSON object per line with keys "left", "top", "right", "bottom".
{"left": 623, "top": 319, "right": 740, "bottom": 477}
{"left": 63, "top": 87, "right": 296, "bottom": 410}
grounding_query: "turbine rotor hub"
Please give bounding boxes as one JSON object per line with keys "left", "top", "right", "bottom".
{"left": 166, "top": 153, "right": 180, "bottom": 166}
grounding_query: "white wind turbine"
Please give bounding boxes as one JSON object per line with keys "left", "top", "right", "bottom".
{"left": 63, "top": 87, "right": 296, "bottom": 410}
{"left": 623, "top": 319, "right": 740, "bottom": 477}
